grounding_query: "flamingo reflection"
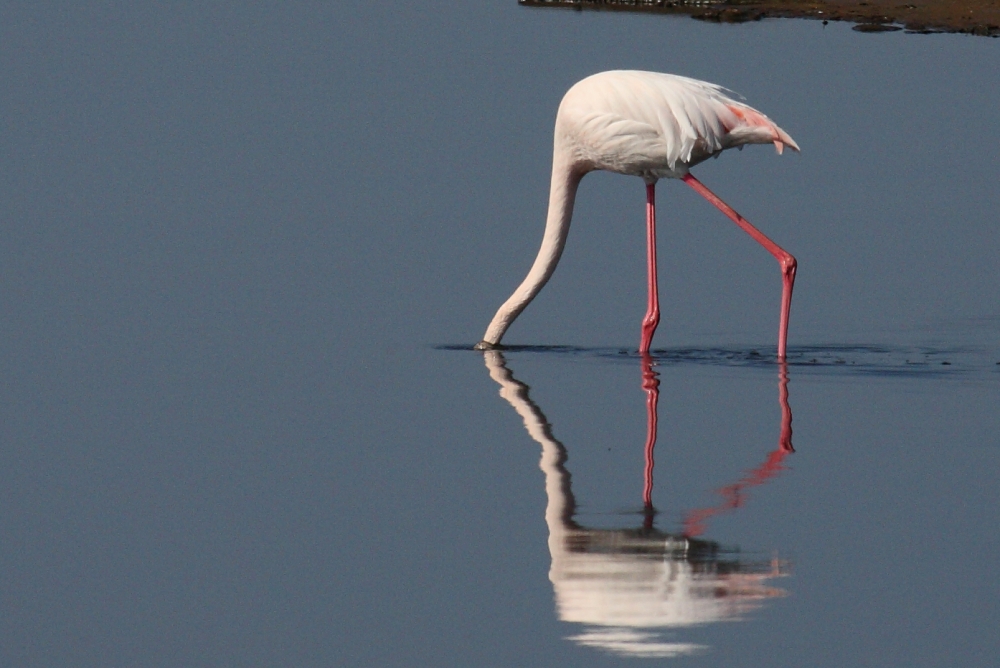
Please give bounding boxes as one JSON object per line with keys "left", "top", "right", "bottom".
{"left": 483, "top": 352, "right": 794, "bottom": 658}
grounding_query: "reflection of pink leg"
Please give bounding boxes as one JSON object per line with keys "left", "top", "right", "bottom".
{"left": 778, "top": 362, "right": 794, "bottom": 453}
{"left": 641, "top": 354, "right": 659, "bottom": 530}
{"left": 682, "top": 364, "right": 795, "bottom": 537}
{"left": 639, "top": 183, "right": 660, "bottom": 354}
{"left": 682, "top": 174, "right": 796, "bottom": 360}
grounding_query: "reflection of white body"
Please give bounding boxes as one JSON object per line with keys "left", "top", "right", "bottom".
{"left": 550, "top": 536, "right": 783, "bottom": 629}
{"left": 485, "top": 351, "right": 786, "bottom": 658}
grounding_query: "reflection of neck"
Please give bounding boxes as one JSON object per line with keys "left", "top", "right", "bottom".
{"left": 483, "top": 351, "right": 577, "bottom": 536}
{"left": 682, "top": 363, "right": 794, "bottom": 537}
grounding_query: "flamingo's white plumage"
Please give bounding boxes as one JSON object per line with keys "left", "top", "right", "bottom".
{"left": 475, "top": 70, "right": 799, "bottom": 357}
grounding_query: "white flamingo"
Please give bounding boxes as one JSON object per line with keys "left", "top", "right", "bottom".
{"left": 474, "top": 70, "right": 799, "bottom": 358}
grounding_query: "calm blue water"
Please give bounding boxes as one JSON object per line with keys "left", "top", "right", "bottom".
{"left": 1, "top": 4, "right": 998, "bottom": 666}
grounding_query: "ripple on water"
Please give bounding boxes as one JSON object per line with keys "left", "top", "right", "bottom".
{"left": 439, "top": 343, "right": 1000, "bottom": 380}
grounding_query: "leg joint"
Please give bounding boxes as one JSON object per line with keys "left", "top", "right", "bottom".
{"left": 780, "top": 255, "right": 797, "bottom": 278}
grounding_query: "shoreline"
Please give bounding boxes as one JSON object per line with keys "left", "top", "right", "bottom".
{"left": 519, "top": 0, "right": 1000, "bottom": 37}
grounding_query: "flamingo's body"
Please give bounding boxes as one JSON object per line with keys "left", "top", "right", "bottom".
{"left": 474, "top": 70, "right": 799, "bottom": 357}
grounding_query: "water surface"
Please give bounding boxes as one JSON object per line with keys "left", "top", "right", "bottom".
{"left": 1, "top": 4, "right": 998, "bottom": 666}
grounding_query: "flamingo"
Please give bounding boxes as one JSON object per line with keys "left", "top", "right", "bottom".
{"left": 473, "top": 70, "right": 799, "bottom": 358}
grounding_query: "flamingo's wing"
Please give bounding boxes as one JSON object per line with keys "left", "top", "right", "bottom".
{"left": 639, "top": 73, "right": 799, "bottom": 161}
{"left": 561, "top": 71, "right": 798, "bottom": 173}
{"left": 571, "top": 111, "right": 666, "bottom": 171}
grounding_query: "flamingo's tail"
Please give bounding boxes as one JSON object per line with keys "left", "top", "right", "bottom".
{"left": 726, "top": 104, "right": 800, "bottom": 155}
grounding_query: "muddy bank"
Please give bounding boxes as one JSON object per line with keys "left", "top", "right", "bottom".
{"left": 519, "top": 0, "right": 1000, "bottom": 36}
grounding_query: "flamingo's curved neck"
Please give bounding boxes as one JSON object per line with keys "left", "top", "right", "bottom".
{"left": 479, "top": 155, "right": 582, "bottom": 347}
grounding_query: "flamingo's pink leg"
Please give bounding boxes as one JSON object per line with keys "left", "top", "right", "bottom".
{"left": 640, "top": 183, "right": 660, "bottom": 354}
{"left": 682, "top": 174, "right": 796, "bottom": 360}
